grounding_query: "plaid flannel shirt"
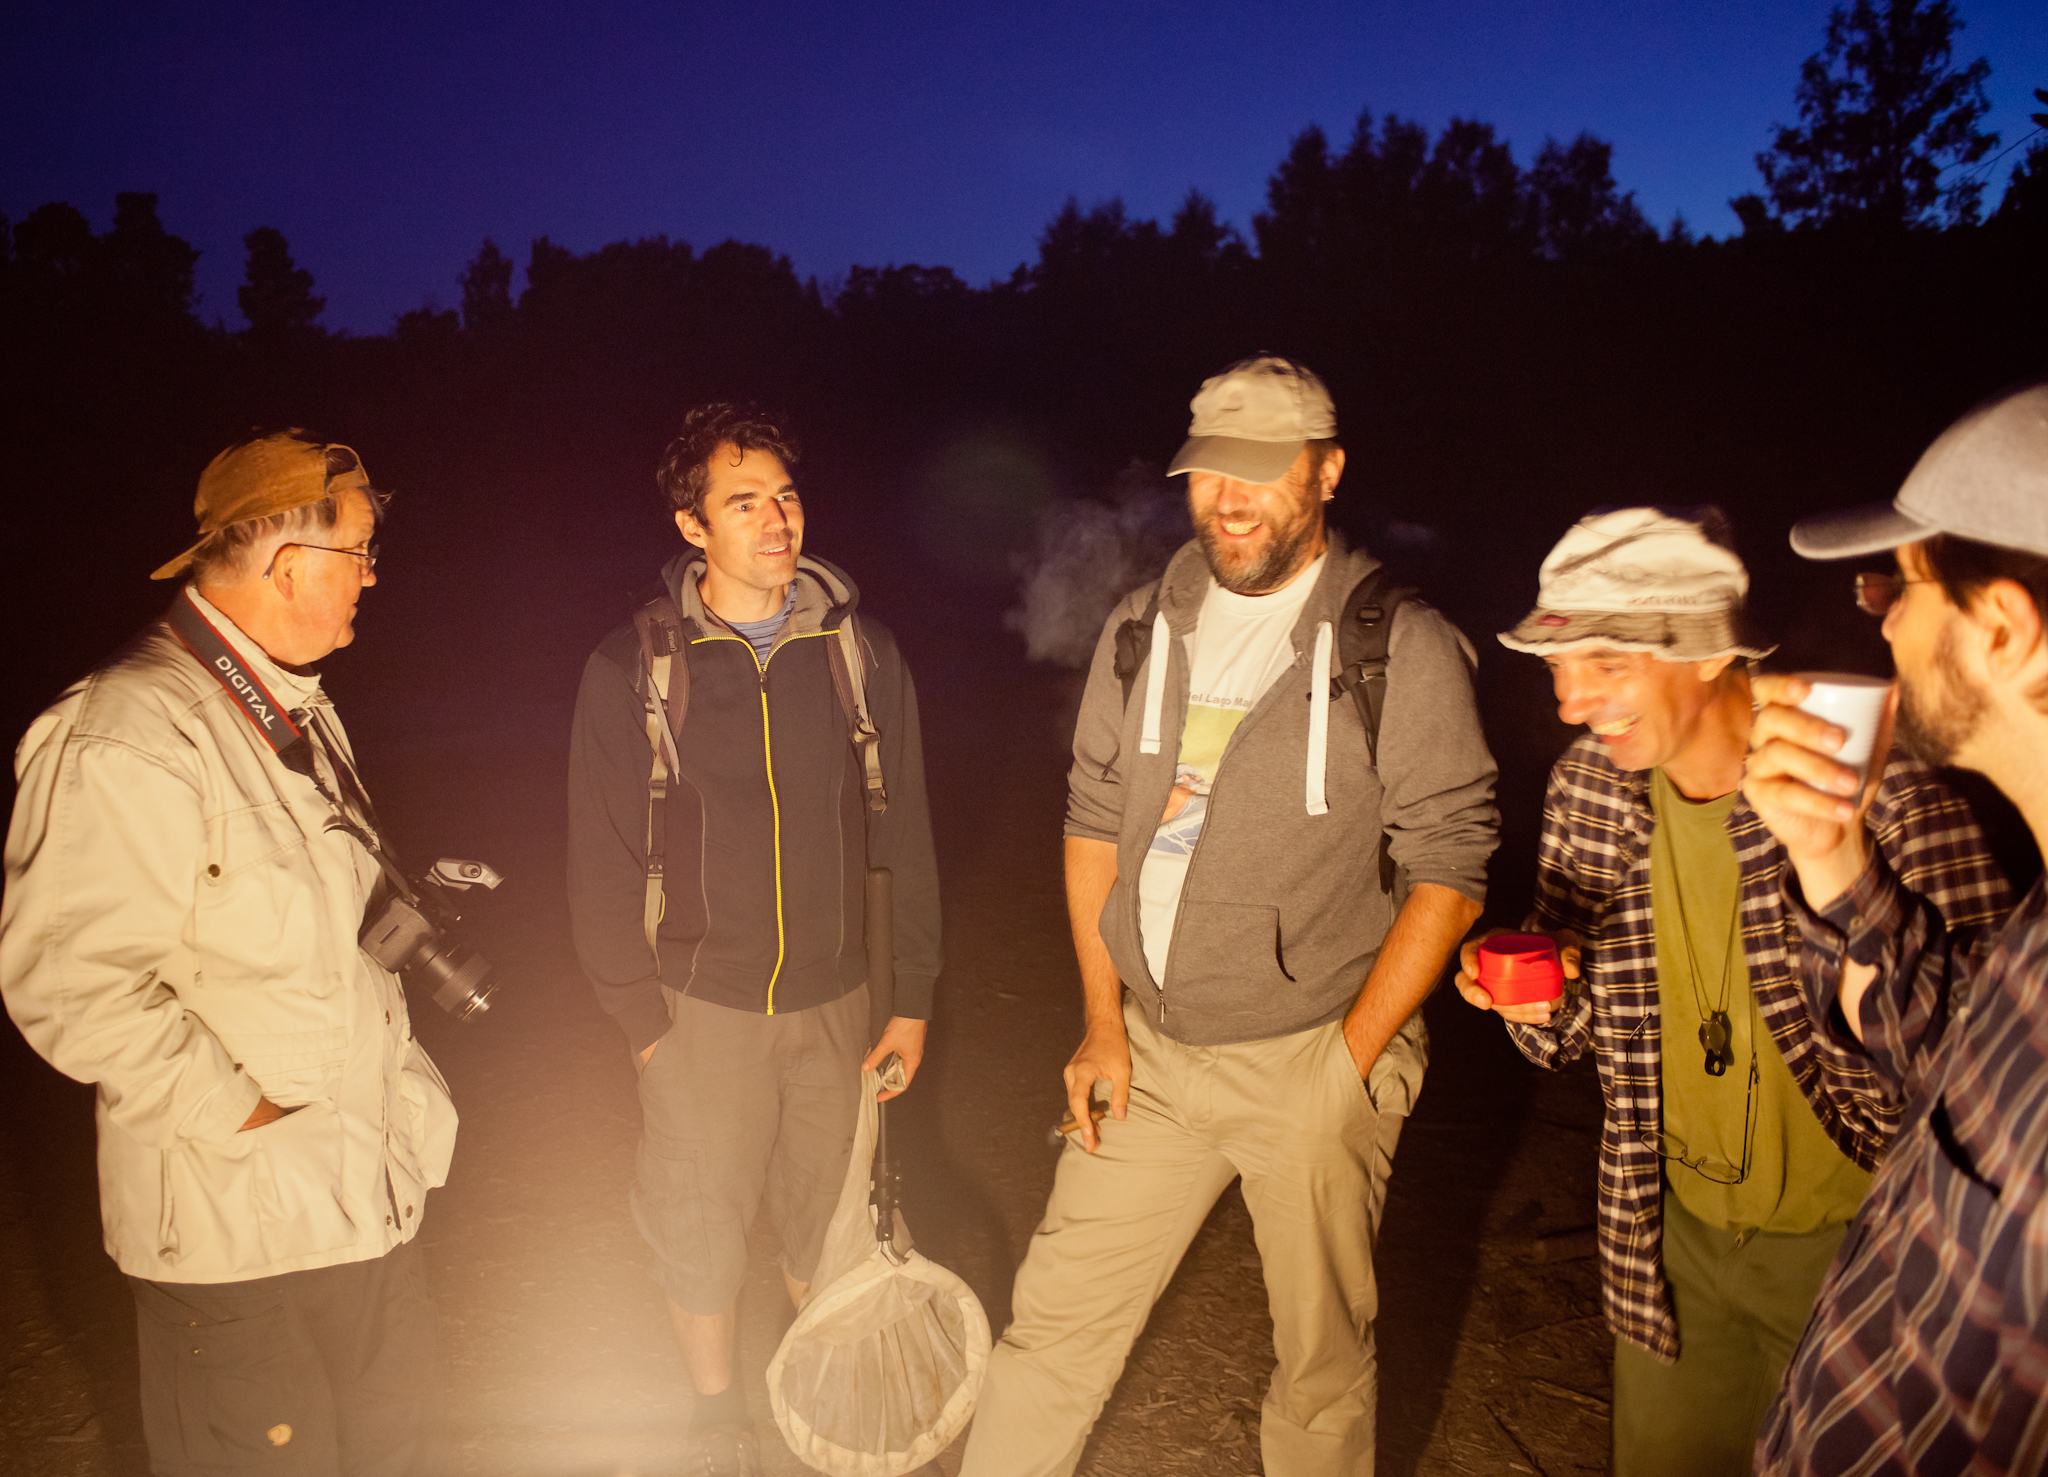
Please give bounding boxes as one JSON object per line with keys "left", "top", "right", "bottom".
{"left": 1758, "top": 862, "right": 2048, "bottom": 1473}
{"left": 1505, "top": 735, "right": 2010, "bottom": 1361}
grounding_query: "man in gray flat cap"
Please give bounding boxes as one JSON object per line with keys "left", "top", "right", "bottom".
{"left": 1745, "top": 383, "right": 2048, "bottom": 1472}
{"left": 962, "top": 355, "right": 1501, "bottom": 1477}
{"left": 1458, "top": 506, "right": 2008, "bottom": 1476}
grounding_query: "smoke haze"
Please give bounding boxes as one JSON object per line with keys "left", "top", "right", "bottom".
{"left": 1005, "top": 462, "right": 1192, "bottom": 668}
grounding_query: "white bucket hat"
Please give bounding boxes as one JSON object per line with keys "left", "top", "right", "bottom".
{"left": 1500, "top": 506, "right": 1775, "bottom": 662}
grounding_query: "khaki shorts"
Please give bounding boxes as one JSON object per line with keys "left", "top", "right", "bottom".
{"left": 631, "top": 985, "right": 867, "bottom": 1314}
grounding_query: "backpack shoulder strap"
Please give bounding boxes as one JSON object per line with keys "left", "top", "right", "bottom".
{"left": 1111, "top": 585, "right": 1164, "bottom": 710}
{"left": 825, "top": 609, "right": 888, "bottom": 814}
{"left": 630, "top": 587, "right": 691, "bottom": 959}
{"left": 1330, "top": 567, "right": 1411, "bottom": 768}
{"left": 1328, "top": 567, "right": 1413, "bottom": 897}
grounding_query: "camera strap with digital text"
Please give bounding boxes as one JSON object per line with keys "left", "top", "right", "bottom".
{"left": 167, "top": 591, "right": 318, "bottom": 778}
{"left": 167, "top": 591, "right": 412, "bottom": 907}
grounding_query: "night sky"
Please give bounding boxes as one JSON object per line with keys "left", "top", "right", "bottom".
{"left": 6, "top": 0, "right": 2044, "bottom": 334}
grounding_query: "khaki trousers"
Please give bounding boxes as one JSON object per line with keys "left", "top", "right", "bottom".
{"left": 962, "top": 996, "right": 1422, "bottom": 1477}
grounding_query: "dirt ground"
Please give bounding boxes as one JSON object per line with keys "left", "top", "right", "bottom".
{"left": 0, "top": 574, "right": 1611, "bottom": 1477}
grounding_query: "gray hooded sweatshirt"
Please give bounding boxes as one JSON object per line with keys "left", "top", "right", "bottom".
{"left": 1066, "top": 534, "right": 1498, "bottom": 1048}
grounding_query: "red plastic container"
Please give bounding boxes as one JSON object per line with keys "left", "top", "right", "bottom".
{"left": 1476, "top": 933, "right": 1565, "bottom": 1005}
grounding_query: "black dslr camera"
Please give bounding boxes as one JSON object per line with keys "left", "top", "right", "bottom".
{"left": 359, "top": 858, "right": 504, "bottom": 1021}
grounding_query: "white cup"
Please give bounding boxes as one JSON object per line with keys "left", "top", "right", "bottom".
{"left": 1795, "top": 672, "right": 1892, "bottom": 785}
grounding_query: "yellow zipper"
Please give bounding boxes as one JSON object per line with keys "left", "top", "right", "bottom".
{"left": 691, "top": 626, "right": 841, "bottom": 1016}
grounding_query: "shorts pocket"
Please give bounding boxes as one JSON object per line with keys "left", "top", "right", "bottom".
{"left": 630, "top": 1140, "right": 718, "bottom": 1304}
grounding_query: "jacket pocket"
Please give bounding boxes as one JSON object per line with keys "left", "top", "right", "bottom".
{"left": 1164, "top": 900, "right": 1293, "bottom": 1029}
{"left": 394, "top": 1046, "right": 458, "bottom": 1192}
{"left": 159, "top": 1102, "right": 357, "bottom": 1273}
{"left": 248, "top": 1103, "right": 358, "bottom": 1261}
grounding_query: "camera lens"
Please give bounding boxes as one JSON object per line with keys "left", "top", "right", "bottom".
{"left": 409, "top": 941, "right": 494, "bottom": 1021}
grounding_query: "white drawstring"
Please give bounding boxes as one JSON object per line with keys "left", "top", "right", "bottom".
{"left": 1138, "top": 612, "right": 1171, "bottom": 754}
{"left": 1306, "top": 620, "right": 1333, "bottom": 816}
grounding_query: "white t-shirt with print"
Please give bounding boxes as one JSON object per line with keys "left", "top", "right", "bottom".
{"left": 1137, "top": 554, "right": 1325, "bottom": 984}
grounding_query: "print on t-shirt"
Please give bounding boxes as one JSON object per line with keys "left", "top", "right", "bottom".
{"left": 1136, "top": 554, "right": 1326, "bottom": 985}
{"left": 1151, "top": 702, "right": 1255, "bottom": 858}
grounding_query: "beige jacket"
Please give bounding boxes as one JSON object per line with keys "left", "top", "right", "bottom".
{"left": 0, "top": 591, "right": 457, "bottom": 1283}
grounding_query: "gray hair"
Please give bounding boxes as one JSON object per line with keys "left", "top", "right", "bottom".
{"left": 188, "top": 486, "right": 387, "bottom": 586}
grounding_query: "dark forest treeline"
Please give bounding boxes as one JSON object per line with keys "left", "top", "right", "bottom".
{"left": 4, "top": 0, "right": 2047, "bottom": 904}
{"left": 4, "top": 1, "right": 2046, "bottom": 801}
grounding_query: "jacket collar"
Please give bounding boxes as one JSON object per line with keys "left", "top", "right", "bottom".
{"left": 182, "top": 588, "right": 325, "bottom": 708}
{"left": 661, "top": 550, "right": 862, "bottom": 640}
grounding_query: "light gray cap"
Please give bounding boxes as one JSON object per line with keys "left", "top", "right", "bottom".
{"left": 1168, "top": 355, "right": 1337, "bottom": 484}
{"left": 1792, "top": 383, "right": 2048, "bottom": 560}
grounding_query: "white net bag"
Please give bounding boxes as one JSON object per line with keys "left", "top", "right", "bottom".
{"left": 767, "top": 1067, "right": 991, "bottom": 1477}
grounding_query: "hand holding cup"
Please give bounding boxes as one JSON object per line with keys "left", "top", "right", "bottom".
{"left": 1454, "top": 927, "right": 1579, "bottom": 1025}
{"left": 1744, "top": 672, "right": 1895, "bottom": 905}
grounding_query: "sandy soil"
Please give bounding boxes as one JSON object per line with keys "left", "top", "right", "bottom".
{"left": 0, "top": 585, "right": 1610, "bottom": 1477}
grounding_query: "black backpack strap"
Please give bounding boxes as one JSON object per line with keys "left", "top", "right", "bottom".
{"left": 1112, "top": 586, "right": 1163, "bottom": 710}
{"left": 1329, "top": 568, "right": 1410, "bottom": 767}
{"left": 1327, "top": 568, "right": 1412, "bottom": 897}
{"left": 631, "top": 588, "right": 691, "bottom": 960}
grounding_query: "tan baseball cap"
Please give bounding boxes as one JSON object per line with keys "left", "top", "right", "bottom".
{"left": 152, "top": 432, "right": 372, "bottom": 580}
{"left": 1167, "top": 355, "right": 1338, "bottom": 484}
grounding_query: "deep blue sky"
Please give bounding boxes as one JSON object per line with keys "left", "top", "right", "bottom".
{"left": 6, "top": 0, "right": 2044, "bottom": 334}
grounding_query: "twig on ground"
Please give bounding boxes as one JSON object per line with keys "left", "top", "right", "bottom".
{"left": 1486, "top": 1403, "right": 1549, "bottom": 1476}
{"left": 1529, "top": 1377, "right": 1611, "bottom": 1415}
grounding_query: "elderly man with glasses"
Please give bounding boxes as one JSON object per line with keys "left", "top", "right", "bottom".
{"left": 1453, "top": 506, "right": 2010, "bottom": 1477}
{"left": 0, "top": 429, "right": 457, "bottom": 1476}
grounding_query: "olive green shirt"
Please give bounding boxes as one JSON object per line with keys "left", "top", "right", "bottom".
{"left": 1650, "top": 768, "right": 1872, "bottom": 1233}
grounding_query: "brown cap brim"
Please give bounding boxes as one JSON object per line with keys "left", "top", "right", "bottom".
{"left": 150, "top": 540, "right": 206, "bottom": 581}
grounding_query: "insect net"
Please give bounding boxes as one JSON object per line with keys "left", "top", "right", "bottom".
{"left": 766, "top": 1066, "right": 990, "bottom": 1476}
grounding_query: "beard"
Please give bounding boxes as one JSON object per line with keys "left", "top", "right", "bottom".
{"left": 1895, "top": 622, "right": 1987, "bottom": 768}
{"left": 1197, "top": 509, "right": 1320, "bottom": 595}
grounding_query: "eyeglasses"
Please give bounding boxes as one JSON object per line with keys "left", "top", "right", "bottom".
{"left": 1854, "top": 571, "right": 1933, "bottom": 618}
{"left": 1622, "top": 1013, "right": 1758, "bottom": 1185}
{"left": 263, "top": 542, "right": 379, "bottom": 579}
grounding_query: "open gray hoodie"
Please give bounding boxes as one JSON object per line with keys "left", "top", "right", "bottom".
{"left": 1066, "top": 534, "right": 1498, "bottom": 1047}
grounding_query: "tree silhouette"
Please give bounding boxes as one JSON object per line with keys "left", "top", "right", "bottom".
{"left": 101, "top": 193, "right": 200, "bottom": 322}
{"left": 460, "top": 238, "right": 515, "bottom": 334}
{"left": 1753, "top": 0, "right": 1996, "bottom": 228}
{"left": 1525, "top": 134, "right": 1656, "bottom": 257}
{"left": 239, "top": 226, "right": 324, "bottom": 335}
{"left": 1992, "top": 88, "right": 2048, "bottom": 228}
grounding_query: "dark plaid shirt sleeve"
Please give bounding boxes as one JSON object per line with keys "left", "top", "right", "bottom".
{"left": 1760, "top": 880, "right": 2048, "bottom": 1474}
{"left": 1503, "top": 763, "right": 1598, "bottom": 1069}
{"left": 1787, "top": 766, "right": 2007, "bottom": 1105}
{"left": 1767, "top": 756, "right": 2012, "bottom": 1167}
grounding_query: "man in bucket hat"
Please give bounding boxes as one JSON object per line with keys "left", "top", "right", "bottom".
{"left": 1744, "top": 383, "right": 2048, "bottom": 1471}
{"left": 1, "top": 430, "right": 458, "bottom": 1475}
{"left": 964, "top": 355, "right": 1500, "bottom": 1476}
{"left": 1458, "top": 506, "right": 2008, "bottom": 1475}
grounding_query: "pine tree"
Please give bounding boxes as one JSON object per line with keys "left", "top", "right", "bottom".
{"left": 1754, "top": 0, "right": 1996, "bottom": 228}
{"left": 238, "top": 226, "right": 324, "bottom": 335}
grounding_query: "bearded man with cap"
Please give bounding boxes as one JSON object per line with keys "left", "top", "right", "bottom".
{"left": 0, "top": 430, "right": 456, "bottom": 1475}
{"left": 961, "top": 355, "right": 1499, "bottom": 1477}
{"left": 1455, "top": 506, "right": 2008, "bottom": 1475}
{"left": 1742, "top": 383, "right": 2048, "bottom": 1472}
